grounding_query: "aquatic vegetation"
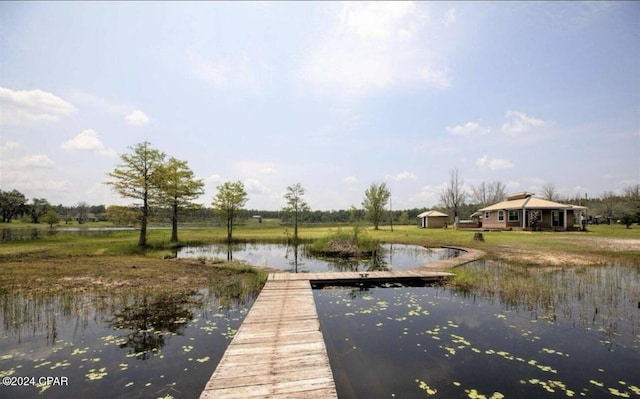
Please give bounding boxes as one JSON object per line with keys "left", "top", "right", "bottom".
{"left": 416, "top": 378, "right": 437, "bottom": 395}
{"left": 0, "top": 282, "right": 260, "bottom": 399}
{"left": 309, "top": 225, "right": 380, "bottom": 257}
{"left": 314, "top": 263, "right": 640, "bottom": 398}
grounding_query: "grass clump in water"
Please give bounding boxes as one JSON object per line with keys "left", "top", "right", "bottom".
{"left": 309, "top": 225, "right": 380, "bottom": 257}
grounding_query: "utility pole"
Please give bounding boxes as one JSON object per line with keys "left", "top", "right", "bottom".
{"left": 389, "top": 195, "right": 394, "bottom": 232}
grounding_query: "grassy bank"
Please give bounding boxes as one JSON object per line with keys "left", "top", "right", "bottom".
{"left": 1, "top": 223, "right": 638, "bottom": 292}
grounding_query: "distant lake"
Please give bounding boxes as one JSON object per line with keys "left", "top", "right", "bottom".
{"left": 177, "top": 243, "right": 461, "bottom": 273}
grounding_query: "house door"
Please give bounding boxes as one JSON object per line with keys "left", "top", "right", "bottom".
{"left": 551, "top": 211, "right": 564, "bottom": 227}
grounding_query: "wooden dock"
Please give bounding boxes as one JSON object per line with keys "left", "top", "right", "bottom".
{"left": 200, "top": 278, "right": 337, "bottom": 399}
{"left": 200, "top": 247, "right": 484, "bottom": 399}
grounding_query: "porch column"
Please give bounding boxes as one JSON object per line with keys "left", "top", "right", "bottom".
{"left": 522, "top": 208, "right": 526, "bottom": 229}
{"left": 564, "top": 209, "right": 567, "bottom": 230}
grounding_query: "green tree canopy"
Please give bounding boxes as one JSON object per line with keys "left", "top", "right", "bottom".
{"left": 283, "top": 182, "right": 310, "bottom": 243}
{"left": 105, "top": 141, "right": 166, "bottom": 247}
{"left": 158, "top": 157, "right": 205, "bottom": 242}
{"left": 212, "top": 181, "right": 248, "bottom": 243}
{"left": 42, "top": 210, "right": 60, "bottom": 228}
{"left": 0, "top": 189, "right": 27, "bottom": 223}
{"left": 28, "top": 198, "right": 51, "bottom": 224}
{"left": 362, "top": 182, "right": 391, "bottom": 230}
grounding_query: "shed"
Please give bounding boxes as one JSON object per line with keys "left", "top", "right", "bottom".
{"left": 417, "top": 210, "right": 448, "bottom": 228}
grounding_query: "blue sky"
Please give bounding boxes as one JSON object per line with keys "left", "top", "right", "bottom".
{"left": 1, "top": 1, "right": 638, "bottom": 210}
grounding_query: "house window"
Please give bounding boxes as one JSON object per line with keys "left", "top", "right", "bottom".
{"left": 530, "top": 211, "right": 542, "bottom": 222}
{"left": 484, "top": 212, "right": 490, "bottom": 220}
{"left": 508, "top": 210, "right": 519, "bottom": 222}
{"left": 552, "top": 211, "right": 564, "bottom": 227}
{"left": 498, "top": 211, "right": 504, "bottom": 221}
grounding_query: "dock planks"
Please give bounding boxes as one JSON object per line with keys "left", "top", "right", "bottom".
{"left": 200, "top": 279, "right": 337, "bottom": 399}
{"left": 200, "top": 246, "right": 485, "bottom": 399}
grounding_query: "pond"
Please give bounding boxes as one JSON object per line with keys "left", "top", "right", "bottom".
{"left": 177, "top": 243, "right": 460, "bottom": 273}
{"left": 0, "top": 285, "right": 259, "bottom": 399}
{"left": 313, "top": 261, "right": 640, "bottom": 398}
{"left": 0, "top": 227, "right": 139, "bottom": 241}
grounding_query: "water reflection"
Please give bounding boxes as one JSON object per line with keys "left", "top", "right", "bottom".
{"left": 453, "top": 261, "right": 640, "bottom": 350}
{"left": 179, "top": 243, "right": 460, "bottom": 273}
{"left": 107, "top": 291, "right": 200, "bottom": 360}
{"left": 0, "top": 283, "right": 261, "bottom": 399}
{"left": 314, "top": 262, "right": 640, "bottom": 399}
{"left": 1, "top": 228, "right": 42, "bottom": 241}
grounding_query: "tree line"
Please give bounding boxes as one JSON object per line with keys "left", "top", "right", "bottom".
{"left": 3, "top": 143, "right": 639, "bottom": 245}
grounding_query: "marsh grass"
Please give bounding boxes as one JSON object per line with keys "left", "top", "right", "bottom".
{"left": 309, "top": 225, "right": 380, "bottom": 256}
{"left": 448, "top": 260, "right": 640, "bottom": 343}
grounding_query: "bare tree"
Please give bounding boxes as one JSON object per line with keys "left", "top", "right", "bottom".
{"left": 470, "top": 181, "right": 507, "bottom": 206}
{"left": 600, "top": 191, "right": 617, "bottom": 223}
{"left": 622, "top": 184, "right": 640, "bottom": 224}
{"left": 439, "top": 169, "right": 467, "bottom": 223}
{"left": 540, "top": 183, "right": 559, "bottom": 201}
{"left": 76, "top": 201, "right": 90, "bottom": 224}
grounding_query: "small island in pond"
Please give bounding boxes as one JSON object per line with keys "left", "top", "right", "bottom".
{"left": 308, "top": 227, "right": 380, "bottom": 258}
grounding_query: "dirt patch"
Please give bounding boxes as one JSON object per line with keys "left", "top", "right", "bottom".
{"left": 495, "top": 249, "right": 608, "bottom": 267}
{"left": 575, "top": 237, "right": 640, "bottom": 251}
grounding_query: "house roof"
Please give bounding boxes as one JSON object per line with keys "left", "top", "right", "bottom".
{"left": 417, "top": 210, "right": 448, "bottom": 218}
{"left": 478, "top": 195, "right": 587, "bottom": 212}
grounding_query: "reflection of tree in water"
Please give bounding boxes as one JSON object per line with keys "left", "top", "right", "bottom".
{"left": 285, "top": 244, "right": 307, "bottom": 273}
{"left": 318, "top": 249, "right": 390, "bottom": 272}
{"left": 108, "top": 290, "right": 201, "bottom": 360}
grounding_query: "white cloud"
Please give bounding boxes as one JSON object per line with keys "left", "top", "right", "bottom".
{"left": 19, "top": 154, "right": 55, "bottom": 168}
{"left": 298, "top": 2, "right": 450, "bottom": 97}
{"left": 506, "top": 180, "right": 522, "bottom": 190}
{"left": 476, "top": 154, "right": 514, "bottom": 171}
{"left": 208, "top": 174, "right": 224, "bottom": 183}
{"left": 501, "top": 110, "right": 547, "bottom": 135}
{"left": 410, "top": 184, "right": 444, "bottom": 207}
{"left": 61, "top": 129, "right": 115, "bottom": 156}
{"left": 244, "top": 178, "right": 272, "bottom": 195}
{"left": 344, "top": 176, "right": 358, "bottom": 184}
{"left": 443, "top": 8, "right": 456, "bottom": 26}
{"left": 187, "top": 49, "right": 258, "bottom": 90}
{"left": 386, "top": 171, "right": 417, "bottom": 181}
{"left": 125, "top": 109, "right": 150, "bottom": 126}
{"left": 341, "top": 1, "right": 417, "bottom": 40}
{"left": 234, "top": 161, "right": 277, "bottom": 176}
{"left": 0, "top": 141, "right": 22, "bottom": 152}
{"left": 447, "top": 121, "right": 490, "bottom": 136}
{"left": 0, "top": 87, "right": 76, "bottom": 125}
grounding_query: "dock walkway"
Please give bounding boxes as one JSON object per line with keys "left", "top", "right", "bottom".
{"left": 200, "top": 247, "right": 484, "bottom": 399}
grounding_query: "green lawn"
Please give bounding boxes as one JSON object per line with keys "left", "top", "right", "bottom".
{"left": 1, "top": 221, "right": 638, "bottom": 266}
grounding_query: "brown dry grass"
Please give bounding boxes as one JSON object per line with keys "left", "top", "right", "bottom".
{"left": 0, "top": 255, "right": 267, "bottom": 293}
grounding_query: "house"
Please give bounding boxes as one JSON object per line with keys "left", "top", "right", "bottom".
{"left": 475, "top": 192, "right": 587, "bottom": 231}
{"left": 417, "top": 210, "right": 448, "bottom": 228}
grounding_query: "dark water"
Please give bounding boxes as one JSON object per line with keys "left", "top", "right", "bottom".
{"left": 313, "top": 262, "right": 640, "bottom": 398}
{"left": 0, "top": 287, "right": 258, "bottom": 399}
{"left": 178, "top": 243, "right": 460, "bottom": 273}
